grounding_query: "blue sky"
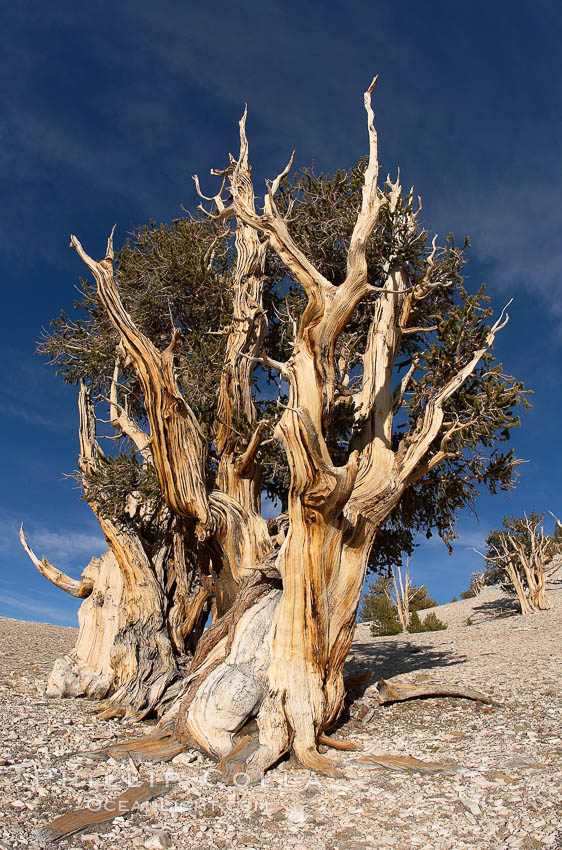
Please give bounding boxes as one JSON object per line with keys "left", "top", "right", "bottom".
{"left": 1, "top": 0, "right": 561, "bottom": 625}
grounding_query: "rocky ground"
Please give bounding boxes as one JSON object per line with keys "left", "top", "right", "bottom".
{"left": 0, "top": 584, "right": 560, "bottom": 850}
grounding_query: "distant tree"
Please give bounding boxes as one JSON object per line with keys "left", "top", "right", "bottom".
{"left": 359, "top": 576, "right": 393, "bottom": 621}
{"left": 365, "top": 596, "right": 403, "bottom": 637}
{"left": 360, "top": 563, "right": 436, "bottom": 631}
{"left": 407, "top": 610, "right": 447, "bottom": 632}
{"left": 477, "top": 512, "right": 562, "bottom": 614}
{"left": 391, "top": 563, "right": 437, "bottom": 628}
{"left": 460, "top": 570, "right": 487, "bottom": 599}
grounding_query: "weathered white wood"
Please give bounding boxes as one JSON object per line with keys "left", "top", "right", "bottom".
{"left": 46, "top": 549, "right": 123, "bottom": 699}
{"left": 32, "top": 82, "right": 513, "bottom": 785}
{"left": 172, "top": 80, "right": 512, "bottom": 778}
{"left": 19, "top": 524, "right": 94, "bottom": 598}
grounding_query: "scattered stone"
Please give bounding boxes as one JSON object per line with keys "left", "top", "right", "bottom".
{"left": 170, "top": 752, "right": 197, "bottom": 767}
{"left": 1, "top": 583, "right": 561, "bottom": 850}
{"left": 459, "top": 796, "right": 482, "bottom": 816}
{"left": 144, "top": 833, "right": 171, "bottom": 850}
{"left": 286, "top": 809, "right": 308, "bottom": 824}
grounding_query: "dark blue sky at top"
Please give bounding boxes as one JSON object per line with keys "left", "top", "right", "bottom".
{"left": 1, "top": 0, "right": 561, "bottom": 626}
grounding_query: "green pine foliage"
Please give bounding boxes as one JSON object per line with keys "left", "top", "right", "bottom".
{"left": 367, "top": 597, "right": 403, "bottom": 637}
{"left": 407, "top": 610, "right": 448, "bottom": 633}
{"left": 39, "top": 158, "right": 529, "bottom": 554}
{"left": 358, "top": 577, "right": 393, "bottom": 620}
{"left": 422, "top": 612, "right": 448, "bottom": 631}
{"left": 406, "top": 610, "right": 424, "bottom": 633}
{"left": 411, "top": 588, "right": 438, "bottom": 612}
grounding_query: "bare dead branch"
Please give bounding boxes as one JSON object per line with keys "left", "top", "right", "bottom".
{"left": 108, "top": 359, "right": 152, "bottom": 460}
{"left": 19, "top": 524, "right": 94, "bottom": 598}
{"left": 398, "top": 302, "right": 512, "bottom": 484}
{"left": 71, "top": 232, "right": 212, "bottom": 535}
{"left": 392, "top": 357, "right": 418, "bottom": 413}
{"left": 235, "top": 420, "right": 269, "bottom": 477}
{"left": 376, "top": 677, "right": 500, "bottom": 706}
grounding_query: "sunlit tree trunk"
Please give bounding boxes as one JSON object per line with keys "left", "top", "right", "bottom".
{"left": 27, "top": 81, "right": 516, "bottom": 778}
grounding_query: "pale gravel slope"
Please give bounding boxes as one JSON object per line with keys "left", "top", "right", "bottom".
{"left": 0, "top": 583, "right": 560, "bottom": 850}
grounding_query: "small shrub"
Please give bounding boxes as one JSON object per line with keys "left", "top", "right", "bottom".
{"left": 368, "top": 597, "right": 403, "bottom": 637}
{"left": 460, "top": 588, "right": 476, "bottom": 600}
{"left": 422, "top": 612, "right": 448, "bottom": 631}
{"left": 406, "top": 610, "right": 424, "bottom": 633}
{"left": 407, "top": 610, "right": 448, "bottom": 633}
{"left": 465, "top": 616, "right": 474, "bottom": 626}
{"left": 450, "top": 596, "right": 458, "bottom": 603}
{"left": 411, "top": 588, "right": 438, "bottom": 612}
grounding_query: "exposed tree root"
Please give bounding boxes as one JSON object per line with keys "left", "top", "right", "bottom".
{"left": 317, "top": 733, "right": 364, "bottom": 751}
{"left": 85, "top": 727, "right": 185, "bottom": 763}
{"left": 216, "top": 733, "right": 262, "bottom": 784}
{"left": 357, "top": 753, "right": 458, "bottom": 774}
{"left": 293, "top": 747, "right": 345, "bottom": 778}
{"left": 33, "top": 781, "right": 170, "bottom": 846}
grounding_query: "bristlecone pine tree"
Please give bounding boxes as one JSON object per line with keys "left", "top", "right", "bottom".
{"left": 22, "top": 80, "right": 528, "bottom": 781}
{"left": 359, "top": 566, "right": 437, "bottom": 630}
{"left": 480, "top": 512, "right": 562, "bottom": 614}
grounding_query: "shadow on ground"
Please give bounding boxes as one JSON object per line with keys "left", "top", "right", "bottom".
{"left": 471, "top": 596, "right": 520, "bottom": 620}
{"left": 345, "top": 640, "right": 467, "bottom": 682}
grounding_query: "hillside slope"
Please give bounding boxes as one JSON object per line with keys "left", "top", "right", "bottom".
{"left": 0, "top": 584, "right": 560, "bottom": 850}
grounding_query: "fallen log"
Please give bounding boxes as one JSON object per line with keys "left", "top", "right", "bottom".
{"left": 376, "top": 677, "right": 502, "bottom": 706}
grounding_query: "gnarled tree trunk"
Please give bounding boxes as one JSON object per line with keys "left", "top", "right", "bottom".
{"left": 169, "top": 82, "right": 510, "bottom": 780}
{"left": 482, "top": 514, "right": 562, "bottom": 615}
{"left": 21, "top": 386, "right": 213, "bottom": 717}
{"left": 28, "top": 81, "right": 518, "bottom": 784}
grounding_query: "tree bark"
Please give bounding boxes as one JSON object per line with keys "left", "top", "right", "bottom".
{"left": 169, "top": 79, "right": 512, "bottom": 780}
{"left": 22, "top": 387, "right": 213, "bottom": 716}
{"left": 34, "top": 81, "right": 515, "bottom": 783}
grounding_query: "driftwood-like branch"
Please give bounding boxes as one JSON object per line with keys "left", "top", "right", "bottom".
{"left": 34, "top": 782, "right": 170, "bottom": 845}
{"left": 358, "top": 753, "right": 458, "bottom": 775}
{"left": 19, "top": 524, "right": 94, "bottom": 598}
{"left": 207, "top": 114, "right": 273, "bottom": 578}
{"left": 376, "top": 677, "right": 501, "bottom": 706}
{"left": 234, "top": 420, "right": 268, "bottom": 477}
{"left": 322, "top": 77, "right": 383, "bottom": 342}
{"left": 85, "top": 728, "right": 185, "bottom": 763}
{"left": 197, "top": 109, "right": 335, "bottom": 340}
{"left": 214, "top": 112, "right": 268, "bottom": 464}
{"left": 237, "top": 111, "right": 335, "bottom": 337}
{"left": 392, "top": 358, "right": 418, "bottom": 413}
{"left": 404, "top": 417, "right": 472, "bottom": 485}
{"left": 78, "top": 380, "right": 103, "bottom": 469}
{"left": 71, "top": 232, "right": 212, "bottom": 536}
